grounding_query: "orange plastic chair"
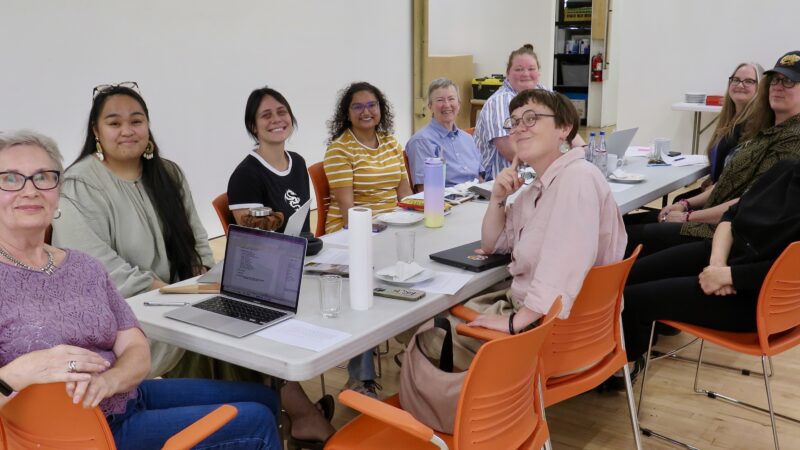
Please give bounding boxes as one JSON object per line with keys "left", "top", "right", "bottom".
{"left": 403, "top": 152, "right": 415, "bottom": 191}
{"left": 211, "top": 193, "right": 235, "bottom": 236}
{"left": 536, "top": 245, "right": 642, "bottom": 450}
{"left": 0, "top": 382, "right": 237, "bottom": 450}
{"left": 638, "top": 241, "right": 800, "bottom": 450}
{"left": 465, "top": 127, "right": 475, "bottom": 136}
{"left": 324, "top": 300, "right": 563, "bottom": 450}
{"left": 308, "top": 161, "right": 330, "bottom": 237}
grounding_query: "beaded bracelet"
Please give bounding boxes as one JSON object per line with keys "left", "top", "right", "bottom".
{"left": 679, "top": 199, "right": 691, "bottom": 211}
{"left": 508, "top": 312, "right": 517, "bottom": 335}
{"left": 686, "top": 211, "right": 693, "bottom": 222}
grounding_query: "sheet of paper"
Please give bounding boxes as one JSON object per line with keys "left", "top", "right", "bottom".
{"left": 255, "top": 319, "right": 352, "bottom": 352}
{"left": 413, "top": 270, "right": 474, "bottom": 295}
{"left": 284, "top": 199, "right": 311, "bottom": 236}
{"left": 607, "top": 183, "right": 635, "bottom": 193}
{"left": 198, "top": 260, "right": 224, "bottom": 284}
{"left": 663, "top": 154, "right": 708, "bottom": 167}
{"left": 307, "top": 247, "right": 349, "bottom": 265}
{"left": 320, "top": 229, "right": 349, "bottom": 247}
{"left": 625, "top": 146, "right": 652, "bottom": 158}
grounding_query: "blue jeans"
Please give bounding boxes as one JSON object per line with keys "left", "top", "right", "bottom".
{"left": 107, "top": 379, "right": 281, "bottom": 450}
{"left": 347, "top": 350, "right": 376, "bottom": 381}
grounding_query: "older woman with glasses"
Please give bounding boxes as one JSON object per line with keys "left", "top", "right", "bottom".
{"left": 405, "top": 78, "right": 482, "bottom": 191}
{"left": 418, "top": 90, "right": 625, "bottom": 368}
{"left": 0, "top": 130, "right": 281, "bottom": 450}
{"left": 625, "top": 50, "right": 800, "bottom": 258}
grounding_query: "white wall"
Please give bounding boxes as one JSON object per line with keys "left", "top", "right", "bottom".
{"left": 0, "top": 0, "right": 412, "bottom": 237}
{"left": 428, "top": 0, "right": 555, "bottom": 87}
{"left": 615, "top": 0, "right": 799, "bottom": 152}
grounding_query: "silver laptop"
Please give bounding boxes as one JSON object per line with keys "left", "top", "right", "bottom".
{"left": 165, "top": 225, "right": 307, "bottom": 337}
{"left": 605, "top": 127, "right": 639, "bottom": 159}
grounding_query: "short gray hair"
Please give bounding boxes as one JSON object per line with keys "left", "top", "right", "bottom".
{"left": 427, "top": 78, "right": 460, "bottom": 107}
{"left": 0, "top": 129, "right": 64, "bottom": 173}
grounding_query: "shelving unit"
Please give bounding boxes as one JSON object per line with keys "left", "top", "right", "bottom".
{"left": 553, "top": 0, "right": 608, "bottom": 126}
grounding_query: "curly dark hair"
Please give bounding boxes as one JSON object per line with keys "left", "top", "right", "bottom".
{"left": 326, "top": 82, "right": 394, "bottom": 144}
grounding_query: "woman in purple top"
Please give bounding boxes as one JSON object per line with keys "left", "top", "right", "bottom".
{"left": 0, "top": 130, "right": 280, "bottom": 450}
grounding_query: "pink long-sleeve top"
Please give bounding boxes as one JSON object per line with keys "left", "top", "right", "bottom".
{"left": 489, "top": 148, "right": 627, "bottom": 318}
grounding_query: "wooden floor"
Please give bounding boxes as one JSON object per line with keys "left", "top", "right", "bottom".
{"left": 206, "top": 174, "right": 800, "bottom": 449}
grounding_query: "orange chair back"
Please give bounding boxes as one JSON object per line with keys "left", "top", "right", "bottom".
{"left": 0, "top": 382, "right": 117, "bottom": 450}
{"left": 757, "top": 241, "right": 800, "bottom": 352}
{"left": 402, "top": 152, "right": 414, "bottom": 190}
{"left": 451, "top": 300, "right": 562, "bottom": 450}
{"left": 308, "top": 162, "right": 331, "bottom": 237}
{"left": 212, "top": 193, "right": 235, "bottom": 236}
{"left": 465, "top": 127, "right": 475, "bottom": 136}
{"left": 538, "top": 246, "right": 641, "bottom": 406}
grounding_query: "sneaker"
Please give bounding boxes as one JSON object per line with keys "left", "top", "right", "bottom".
{"left": 345, "top": 378, "right": 382, "bottom": 400}
{"left": 598, "top": 357, "right": 645, "bottom": 392}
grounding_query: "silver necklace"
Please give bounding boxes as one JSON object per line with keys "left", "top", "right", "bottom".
{"left": 0, "top": 245, "right": 55, "bottom": 275}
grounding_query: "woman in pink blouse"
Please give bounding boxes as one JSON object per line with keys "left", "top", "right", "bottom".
{"left": 467, "top": 89, "right": 626, "bottom": 333}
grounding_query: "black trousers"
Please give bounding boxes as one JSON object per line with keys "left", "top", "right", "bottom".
{"left": 622, "top": 240, "right": 758, "bottom": 361}
{"left": 623, "top": 213, "right": 703, "bottom": 257}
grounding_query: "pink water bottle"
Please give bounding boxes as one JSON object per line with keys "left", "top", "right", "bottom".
{"left": 424, "top": 158, "right": 444, "bottom": 228}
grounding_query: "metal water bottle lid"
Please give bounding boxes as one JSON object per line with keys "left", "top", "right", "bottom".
{"left": 249, "top": 206, "right": 272, "bottom": 217}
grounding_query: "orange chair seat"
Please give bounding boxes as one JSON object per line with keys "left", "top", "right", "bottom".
{"left": 660, "top": 320, "right": 800, "bottom": 357}
{"left": 543, "top": 350, "right": 626, "bottom": 407}
{"left": 325, "top": 395, "right": 451, "bottom": 450}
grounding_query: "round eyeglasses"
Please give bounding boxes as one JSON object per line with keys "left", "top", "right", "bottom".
{"left": 503, "top": 110, "right": 556, "bottom": 131}
{"left": 0, "top": 171, "right": 61, "bottom": 192}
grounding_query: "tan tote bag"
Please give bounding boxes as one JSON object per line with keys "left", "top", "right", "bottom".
{"left": 399, "top": 317, "right": 466, "bottom": 434}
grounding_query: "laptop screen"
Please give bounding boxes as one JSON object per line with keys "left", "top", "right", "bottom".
{"left": 221, "top": 226, "right": 306, "bottom": 310}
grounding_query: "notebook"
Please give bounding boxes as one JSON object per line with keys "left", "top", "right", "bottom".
{"left": 429, "top": 240, "right": 511, "bottom": 273}
{"left": 604, "top": 127, "right": 639, "bottom": 159}
{"left": 165, "top": 225, "right": 307, "bottom": 338}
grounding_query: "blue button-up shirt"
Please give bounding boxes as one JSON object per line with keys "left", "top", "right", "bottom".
{"left": 405, "top": 119, "right": 482, "bottom": 188}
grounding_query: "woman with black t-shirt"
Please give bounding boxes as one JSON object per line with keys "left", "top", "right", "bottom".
{"left": 226, "top": 86, "right": 332, "bottom": 448}
{"left": 228, "top": 87, "right": 310, "bottom": 233}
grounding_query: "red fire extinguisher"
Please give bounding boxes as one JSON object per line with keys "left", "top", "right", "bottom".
{"left": 591, "top": 53, "right": 603, "bottom": 82}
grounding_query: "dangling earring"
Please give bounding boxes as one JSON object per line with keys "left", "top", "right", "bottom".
{"left": 143, "top": 141, "right": 155, "bottom": 160}
{"left": 94, "top": 137, "right": 105, "bottom": 161}
{"left": 54, "top": 208, "right": 62, "bottom": 220}
{"left": 559, "top": 138, "right": 570, "bottom": 153}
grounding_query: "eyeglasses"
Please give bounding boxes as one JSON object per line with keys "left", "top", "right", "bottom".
{"left": 728, "top": 76, "right": 758, "bottom": 88}
{"left": 769, "top": 75, "right": 798, "bottom": 89}
{"left": 350, "top": 101, "right": 379, "bottom": 113}
{"left": 502, "top": 109, "right": 556, "bottom": 131}
{"left": 0, "top": 170, "right": 60, "bottom": 192}
{"left": 92, "top": 81, "right": 140, "bottom": 98}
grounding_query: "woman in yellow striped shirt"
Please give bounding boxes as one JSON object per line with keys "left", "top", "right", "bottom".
{"left": 324, "top": 82, "right": 413, "bottom": 234}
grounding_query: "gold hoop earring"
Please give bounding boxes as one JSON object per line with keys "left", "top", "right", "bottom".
{"left": 143, "top": 141, "right": 155, "bottom": 160}
{"left": 94, "top": 138, "right": 105, "bottom": 161}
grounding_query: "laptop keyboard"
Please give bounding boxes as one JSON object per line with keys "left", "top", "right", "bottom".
{"left": 193, "top": 296, "right": 287, "bottom": 325}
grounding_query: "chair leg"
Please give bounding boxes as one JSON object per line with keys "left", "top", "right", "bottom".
{"left": 537, "top": 378, "right": 554, "bottom": 450}
{"left": 375, "top": 346, "right": 383, "bottom": 378}
{"left": 320, "top": 373, "right": 326, "bottom": 396}
{"left": 636, "top": 322, "right": 657, "bottom": 417}
{"left": 692, "top": 339, "right": 706, "bottom": 393}
{"left": 622, "top": 362, "right": 644, "bottom": 450}
{"left": 762, "top": 356, "right": 781, "bottom": 450}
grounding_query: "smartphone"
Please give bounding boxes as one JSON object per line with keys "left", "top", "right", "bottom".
{"left": 373, "top": 286, "right": 425, "bottom": 301}
{"left": 667, "top": 151, "right": 682, "bottom": 157}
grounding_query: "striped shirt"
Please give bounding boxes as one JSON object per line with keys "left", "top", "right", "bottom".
{"left": 323, "top": 129, "right": 408, "bottom": 233}
{"left": 474, "top": 80, "right": 548, "bottom": 180}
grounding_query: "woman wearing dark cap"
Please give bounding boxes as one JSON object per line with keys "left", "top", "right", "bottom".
{"left": 625, "top": 50, "right": 800, "bottom": 258}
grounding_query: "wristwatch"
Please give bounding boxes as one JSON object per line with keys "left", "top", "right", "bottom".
{"left": 0, "top": 377, "right": 14, "bottom": 397}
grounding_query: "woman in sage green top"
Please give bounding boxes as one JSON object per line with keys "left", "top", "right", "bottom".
{"left": 53, "top": 84, "right": 335, "bottom": 446}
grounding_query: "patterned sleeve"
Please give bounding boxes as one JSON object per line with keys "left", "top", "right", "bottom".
{"left": 94, "top": 257, "right": 141, "bottom": 332}
{"left": 324, "top": 141, "right": 354, "bottom": 189}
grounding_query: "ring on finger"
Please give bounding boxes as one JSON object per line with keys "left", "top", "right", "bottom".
{"left": 68, "top": 360, "right": 77, "bottom": 373}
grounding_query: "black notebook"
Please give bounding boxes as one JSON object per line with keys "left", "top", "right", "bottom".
{"left": 429, "top": 240, "right": 511, "bottom": 273}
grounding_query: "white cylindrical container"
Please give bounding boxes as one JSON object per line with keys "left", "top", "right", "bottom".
{"left": 348, "top": 207, "right": 373, "bottom": 310}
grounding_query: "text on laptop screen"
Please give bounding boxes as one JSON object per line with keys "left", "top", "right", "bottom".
{"left": 222, "top": 229, "right": 304, "bottom": 308}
